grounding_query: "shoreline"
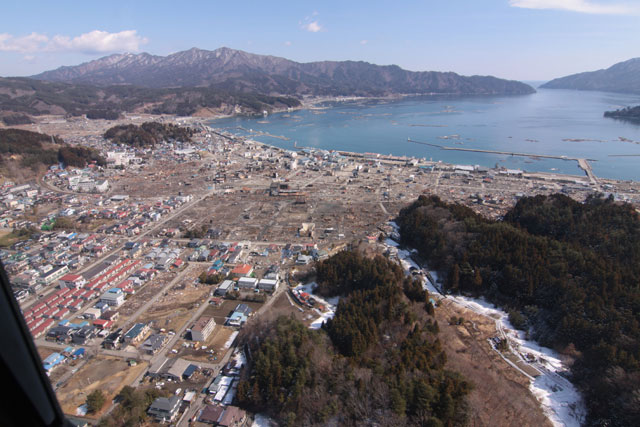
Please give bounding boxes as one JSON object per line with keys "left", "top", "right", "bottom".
{"left": 201, "top": 123, "right": 623, "bottom": 188}
{"left": 204, "top": 95, "right": 640, "bottom": 184}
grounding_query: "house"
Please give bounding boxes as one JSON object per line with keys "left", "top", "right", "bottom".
{"left": 231, "top": 264, "right": 253, "bottom": 278}
{"left": 46, "top": 326, "right": 73, "bottom": 343}
{"left": 227, "top": 304, "right": 252, "bottom": 327}
{"left": 198, "top": 405, "right": 224, "bottom": 425}
{"left": 233, "top": 303, "right": 252, "bottom": 316}
{"left": 58, "top": 274, "right": 86, "bottom": 289}
{"left": 215, "top": 280, "right": 234, "bottom": 296}
{"left": 102, "top": 328, "right": 123, "bottom": 349}
{"left": 182, "top": 364, "right": 198, "bottom": 380}
{"left": 190, "top": 316, "right": 215, "bottom": 342}
{"left": 42, "top": 352, "right": 65, "bottom": 372}
{"left": 123, "top": 323, "right": 150, "bottom": 344}
{"left": 142, "top": 334, "right": 167, "bottom": 354}
{"left": 38, "top": 265, "right": 70, "bottom": 286}
{"left": 100, "top": 310, "right": 120, "bottom": 322}
{"left": 83, "top": 307, "right": 101, "bottom": 320}
{"left": 147, "top": 396, "right": 181, "bottom": 422}
{"left": 92, "top": 318, "right": 113, "bottom": 330}
{"left": 165, "top": 358, "right": 192, "bottom": 381}
{"left": 296, "top": 254, "right": 313, "bottom": 265}
{"left": 72, "top": 325, "right": 96, "bottom": 345}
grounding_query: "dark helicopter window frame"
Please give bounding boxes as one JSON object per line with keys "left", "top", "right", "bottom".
{"left": 0, "top": 260, "right": 71, "bottom": 426}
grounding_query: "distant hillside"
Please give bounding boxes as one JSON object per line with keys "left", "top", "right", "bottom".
{"left": 604, "top": 105, "right": 640, "bottom": 122}
{"left": 1, "top": 112, "right": 33, "bottom": 125}
{"left": 0, "top": 77, "right": 301, "bottom": 118}
{"left": 541, "top": 58, "right": 640, "bottom": 93}
{"left": 32, "top": 47, "right": 535, "bottom": 97}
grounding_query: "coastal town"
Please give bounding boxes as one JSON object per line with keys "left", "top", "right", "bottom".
{"left": 2, "top": 113, "right": 639, "bottom": 426}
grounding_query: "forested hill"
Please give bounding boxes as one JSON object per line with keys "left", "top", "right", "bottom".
{"left": 236, "top": 250, "right": 472, "bottom": 426}
{"left": 540, "top": 57, "right": 640, "bottom": 94}
{"left": 103, "top": 122, "right": 197, "bottom": 147}
{"left": 396, "top": 194, "right": 640, "bottom": 426}
{"left": 604, "top": 105, "right": 640, "bottom": 122}
{"left": 0, "top": 128, "right": 105, "bottom": 172}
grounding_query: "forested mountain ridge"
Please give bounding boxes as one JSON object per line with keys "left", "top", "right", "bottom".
{"left": 236, "top": 250, "right": 471, "bottom": 426}
{"left": 396, "top": 194, "right": 640, "bottom": 426}
{"left": 32, "top": 47, "right": 536, "bottom": 97}
{"left": 541, "top": 57, "right": 640, "bottom": 94}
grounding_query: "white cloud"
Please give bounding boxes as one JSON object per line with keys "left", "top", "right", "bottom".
{"left": 0, "top": 32, "right": 48, "bottom": 52}
{"left": 304, "top": 21, "right": 323, "bottom": 32}
{"left": 0, "top": 30, "right": 148, "bottom": 53}
{"left": 509, "top": 0, "right": 640, "bottom": 14}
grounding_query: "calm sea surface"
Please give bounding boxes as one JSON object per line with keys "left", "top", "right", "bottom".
{"left": 211, "top": 89, "right": 640, "bottom": 181}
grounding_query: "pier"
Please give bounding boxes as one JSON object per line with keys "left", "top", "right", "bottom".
{"left": 408, "top": 138, "right": 600, "bottom": 188}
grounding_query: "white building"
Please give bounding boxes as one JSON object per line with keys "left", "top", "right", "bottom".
{"left": 190, "top": 316, "right": 216, "bottom": 341}
{"left": 258, "top": 278, "right": 278, "bottom": 292}
{"left": 95, "top": 180, "right": 109, "bottom": 193}
{"left": 100, "top": 289, "right": 125, "bottom": 307}
{"left": 237, "top": 277, "right": 258, "bottom": 289}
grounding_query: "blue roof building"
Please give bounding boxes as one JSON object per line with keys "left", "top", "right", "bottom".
{"left": 43, "top": 353, "right": 65, "bottom": 371}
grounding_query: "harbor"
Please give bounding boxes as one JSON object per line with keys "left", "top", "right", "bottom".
{"left": 407, "top": 138, "right": 600, "bottom": 187}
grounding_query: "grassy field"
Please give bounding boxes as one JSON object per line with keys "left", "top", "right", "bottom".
{"left": 0, "top": 229, "right": 27, "bottom": 247}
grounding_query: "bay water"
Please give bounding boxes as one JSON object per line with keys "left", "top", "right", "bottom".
{"left": 212, "top": 89, "right": 640, "bottom": 181}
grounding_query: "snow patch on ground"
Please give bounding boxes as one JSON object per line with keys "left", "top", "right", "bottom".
{"left": 444, "top": 293, "right": 586, "bottom": 426}
{"left": 233, "top": 349, "right": 246, "bottom": 368}
{"left": 223, "top": 331, "right": 239, "bottom": 349}
{"left": 295, "top": 282, "right": 339, "bottom": 329}
{"left": 385, "top": 237, "right": 399, "bottom": 247}
{"left": 75, "top": 404, "right": 87, "bottom": 416}
{"left": 252, "top": 414, "right": 274, "bottom": 427}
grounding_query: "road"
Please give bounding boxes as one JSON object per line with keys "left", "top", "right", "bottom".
{"left": 178, "top": 346, "right": 237, "bottom": 426}
{"left": 119, "top": 265, "right": 195, "bottom": 332}
{"left": 178, "top": 278, "right": 287, "bottom": 424}
{"left": 21, "top": 187, "right": 216, "bottom": 311}
{"left": 578, "top": 158, "right": 601, "bottom": 191}
{"left": 129, "top": 287, "right": 213, "bottom": 389}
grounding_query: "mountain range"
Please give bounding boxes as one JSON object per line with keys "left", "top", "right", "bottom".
{"left": 32, "top": 47, "right": 535, "bottom": 97}
{"left": 541, "top": 57, "right": 640, "bottom": 94}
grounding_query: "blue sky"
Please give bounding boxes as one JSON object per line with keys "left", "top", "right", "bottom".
{"left": 1, "top": 0, "right": 638, "bottom": 81}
